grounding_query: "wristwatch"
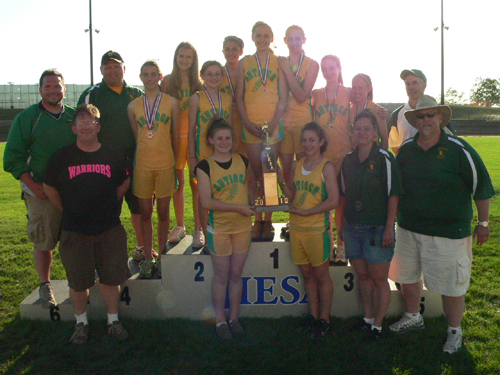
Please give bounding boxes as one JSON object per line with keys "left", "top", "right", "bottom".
{"left": 477, "top": 221, "right": 489, "bottom": 228}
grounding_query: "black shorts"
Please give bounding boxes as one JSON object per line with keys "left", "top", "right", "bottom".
{"left": 59, "top": 225, "right": 131, "bottom": 292}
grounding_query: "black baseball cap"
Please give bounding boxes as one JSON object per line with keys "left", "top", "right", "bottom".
{"left": 101, "top": 51, "right": 124, "bottom": 65}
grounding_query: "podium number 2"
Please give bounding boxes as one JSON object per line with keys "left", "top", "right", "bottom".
{"left": 194, "top": 262, "right": 205, "bottom": 281}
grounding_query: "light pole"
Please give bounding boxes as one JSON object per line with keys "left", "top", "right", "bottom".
{"left": 435, "top": 0, "right": 449, "bottom": 105}
{"left": 85, "top": 0, "right": 100, "bottom": 85}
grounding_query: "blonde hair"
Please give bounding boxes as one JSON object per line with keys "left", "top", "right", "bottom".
{"left": 321, "top": 55, "right": 343, "bottom": 85}
{"left": 353, "top": 73, "right": 373, "bottom": 101}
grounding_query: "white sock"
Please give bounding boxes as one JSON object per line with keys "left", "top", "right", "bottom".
{"left": 216, "top": 322, "right": 227, "bottom": 327}
{"left": 448, "top": 326, "right": 462, "bottom": 334}
{"left": 371, "top": 325, "right": 382, "bottom": 332}
{"left": 364, "top": 317, "right": 375, "bottom": 325}
{"left": 75, "top": 312, "right": 88, "bottom": 325}
{"left": 107, "top": 313, "right": 119, "bottom": 325}
{"left": 405, "top": 312, "right": 420, "bottom": 319}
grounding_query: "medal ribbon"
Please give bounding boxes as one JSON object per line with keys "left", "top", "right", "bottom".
{"left": 254, "top": 52, "right": 270, "bottom": 86}
{"left": 143, "top": 92, "right": 163, "bottom": 130}
{"left": 223, "top": 66, "right": 235, "bottom": 100}
{"left": 324, "top": 85, "right": 340, "bottom": 120}
{"left": 204, "top": 87, "right": 222, "bottom": 118}
{"left": 291, "top": 51, "right": 305, "bottom": 80}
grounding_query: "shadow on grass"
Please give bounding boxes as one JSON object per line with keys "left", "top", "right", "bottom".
{"left": 0, "top": 315, "right": 478, "bottom": 375}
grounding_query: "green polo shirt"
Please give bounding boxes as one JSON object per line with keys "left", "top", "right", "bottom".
{"left": 396, "top": 131, "right": 495, "bottom": 239}
{"left": 78, "top": 80, "right": 143, "bottom": 158}
{"left": 340, "top": 143, "right": 404, "bottom": 225}
{"left": 4, "top": 102, "right": 76, "bottom": 183}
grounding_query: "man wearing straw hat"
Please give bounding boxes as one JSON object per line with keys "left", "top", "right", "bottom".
{"left": 388, "top": 95, "right": 494, "bottom": 353}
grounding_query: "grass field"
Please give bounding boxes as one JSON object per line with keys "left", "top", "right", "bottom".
{"left": 0, "top": 138, "right": 499, "bottom": 375}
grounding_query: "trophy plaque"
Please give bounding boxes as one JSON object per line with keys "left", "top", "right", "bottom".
{"left": 255, "top": 122, "right": 290, "bottom": 213}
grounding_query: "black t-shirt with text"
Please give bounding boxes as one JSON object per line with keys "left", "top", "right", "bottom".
{"left": 45, "top": 144, "right": 129, "bottom": 235}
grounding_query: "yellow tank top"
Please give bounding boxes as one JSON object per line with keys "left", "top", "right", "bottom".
{"left": 207, "top": 154, "right": 252, "bottom": 233}
{"left": 133, "top": 93, "right": 175, "bottom": 170}
{"left": 178, "top": 83, "right": 192, "bottom": 137}
{"left": 312, "top": 86, "right": 351, "bottom": 173}
{"left": 220, "top": 68, "right": 243, "bottom": 144}
{"left": 282, "top": 56, "right": 314, "bottom": 128}
{"left": 243, "top": 53, "right": 280, "bottom": 124}
{"left": 196, "top": 90, "right": 232, "bottom": 161}
{"left": 290, "top": 157, "right": 330, "bottom": 232}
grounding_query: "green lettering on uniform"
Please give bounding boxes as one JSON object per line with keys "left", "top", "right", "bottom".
{"left": 228, "top": 174, "right": 234, "bottom": 184}
{"left": 312, "top": 186, "right": 320, "bottom": 196}
{"left": 268, "top": 72, "right": 277, "bottom": 82}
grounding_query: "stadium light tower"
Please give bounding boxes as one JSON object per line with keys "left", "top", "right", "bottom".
{"left": 85, "top": 0, "right": 100, "bottom": 85}
{"left": 435, "top": 0, "right": 449, "bottom": 105}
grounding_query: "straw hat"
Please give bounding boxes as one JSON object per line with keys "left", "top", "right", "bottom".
{"left": 404, "top": 95, "right": 452, "bottom": 128}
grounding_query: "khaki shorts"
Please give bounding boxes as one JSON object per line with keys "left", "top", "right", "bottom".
{"left": 290, "top": 229, "right": 330, "bottom": 267}
{"left": 241, "top": 120, "right": 283, "bottom": 145}
{"left": 206, "top": 230, "right": 251, "bottom": 257}
{"left": 388, "top": 227, "right": 472, "bottom": 297}
{"left": 280, "top": 126, "right": 304, "bottom": 154}
{"left": 133, "top": 167, "right": 176, "bottom": 199}
{"left": 24, "top": 193, "right": 62, "bottom": 251}
{"left": 59, "top": 225, "right": 131, "bottom": 292}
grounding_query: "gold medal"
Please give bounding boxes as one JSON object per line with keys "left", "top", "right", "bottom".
{"left": 147, "top": 130, "right": 155, "bottom": 139}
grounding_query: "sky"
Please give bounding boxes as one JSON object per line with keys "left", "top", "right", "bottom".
{"left": 0, "top": 0, "right": 498, "bottom": 103}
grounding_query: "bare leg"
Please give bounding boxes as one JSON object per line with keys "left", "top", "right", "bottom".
{"left": 138, "top": 198, "right": 155, "bottom": 259}
{"left": 156, "top": 197, "right": 171, "bottom": 255}
{"left": 278, "top": 152, "right": 295, "bottom": 189}
{"left": 34, "top": 247, "right": 52, "bottom": 283}
{"left": 401, "top": 281, "right": 424, "bottom": 314}
{"left": 101, "top": 284, "right": 120, "bottom": 314}
{"left": 299, "top": 264, "right": 319, "bottom": 318}
{"left": 70, "top": 288, "right": 89, "bottom": 315}
{"left": 172, "top": 168, "right": 185, "bottom": 228}
{"left": 228, "top": 251, "right": 250, "bottom": 321}
{"left": 312, "top": 261, "right": 333, "bottom": 322}
{"left": 442, "top": 295, "right": 465, "bottom": 327}
{"left": 190, "top": 176, "right": 201, "bottom": 229}
{"left": 210, "top": 254, "right": 230, "bottom": 324}
{"left": 368, "top": 262, "right": 391, "bottom": 327}
{"left": 351, "top": 258, "right": 374, "bottom": 319}
{"left": 131, "top": 214, "right": 143, "bottom": 247}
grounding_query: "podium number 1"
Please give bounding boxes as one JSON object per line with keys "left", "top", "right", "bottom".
{"left": 270, "top": 248, "right": 279, "bottom": 269}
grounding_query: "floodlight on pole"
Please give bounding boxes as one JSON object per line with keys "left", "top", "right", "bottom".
{"left": 84, "top": 0, "right": 99, "bottom": 86}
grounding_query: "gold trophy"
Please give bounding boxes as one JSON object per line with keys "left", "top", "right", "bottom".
{"left": 255, "top": 122, "right": 289, "bottom": 212}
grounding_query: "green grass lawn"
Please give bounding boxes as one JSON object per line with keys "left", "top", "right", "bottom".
{"left": 0, "top": 138, "right": 499, "bottom": 375}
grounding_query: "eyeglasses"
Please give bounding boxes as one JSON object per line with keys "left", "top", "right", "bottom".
{"left": 74, "top": 121, "right": 98, "bottom": 127}
{"left": 415, "top": 112, "right": 437, "bottom": 120}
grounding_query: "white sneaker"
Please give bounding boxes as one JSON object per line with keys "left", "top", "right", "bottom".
{"left": 132, "top": 246, "right": 145, "bottom": 262}
{"left": 335, "top": 243, "right": 348, "bottom": 263}
{"left": 192, "top": 230, "right": 205, "bottom": 249}
{"left": 443, "top": 329, "right": 462, "bottom": 353}
{"left": 389, "top": 313, "right": 425, "bottom": 334}
{"left": 169, "top": 226, "right": 186, "bottom": 243}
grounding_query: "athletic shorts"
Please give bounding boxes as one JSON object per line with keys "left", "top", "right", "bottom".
{"left": 24, "top": 193, "right": 62, "bottom": 251}
{"left": 280, "top": 126, "right": 304, "bottom": 154}
{"left": 206, "top": 230, "right": 251, "bottom": 257}
{"left": 176, "top": 135, "right": 189, "bottom": 170}
{"left": 133, "top": 167, "right": 176, "bottom": 199}
{"left": 388, "top": 227, "right": 472, "bottom": 297}
{"left": 241, "top": 120, "right": 283, "bottom": 145}
{"left": 59, "top": 225, "right": 131, "bottom": 292}
{"left": 343, "top": 222, "right": 395, "bottom": 264}
{"left": 290, "top": 229, "right": 330, "bottom": 267}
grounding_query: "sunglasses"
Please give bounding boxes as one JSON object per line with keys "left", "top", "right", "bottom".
{"left": 415, "top": 112, "right": 438, "bottom": 120}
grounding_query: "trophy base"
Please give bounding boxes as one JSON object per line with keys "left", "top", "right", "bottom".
{"left": 255, "top": 204, "right": 290, "bottom": 213}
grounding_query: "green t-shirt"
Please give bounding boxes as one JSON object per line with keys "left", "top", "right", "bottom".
{"left": 340, "top": 143, "right": 404, "bottom": 225}
{"left": 396, "top": 131, "right": 495, "bottom": 239}
{"left": 78, "top": 80, "right": 143, "bottom": 158}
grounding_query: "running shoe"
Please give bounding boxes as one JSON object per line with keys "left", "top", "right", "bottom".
{"left": 192, "top": 229, "right": 205, "bottom": 249}
{"left": 69, "top": 323, "right": 89, "bottom": 344}
{"left": 139, "top": 259, "right": 156, "bottom": 279}
{"left": 389, "top": 313, "right": 425, "bottom": 334}
{"left": 108, "top": 321, "right": 129, "bottom": 341}
{"left": 39, "top": 282, "right": 57, "bottom": 309}
{"left": 216, "top": 323, "right": 233, "bottom": 340}
{"left": 443, "top": 329, "right": 462, "bottom": 353}
{"left": 132, "top": 246, "right": 145, "bottom": 262}
{"left": 169, "top": 226, "right": 186, "bottom": 243}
